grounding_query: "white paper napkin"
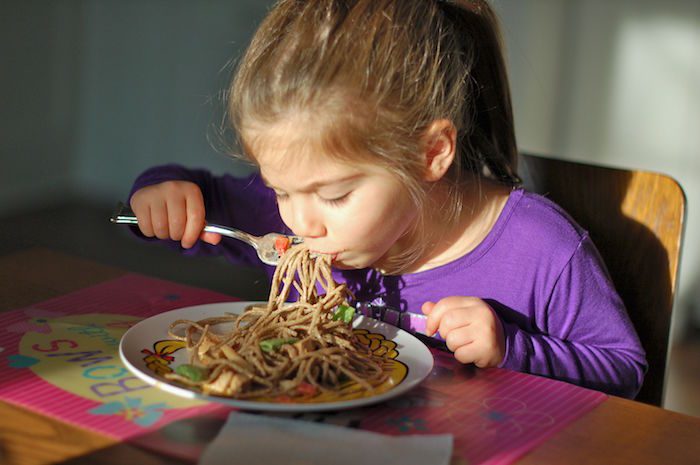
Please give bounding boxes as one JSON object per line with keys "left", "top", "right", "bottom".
{"left": 198, "top": 411, "right": 453, "bottom": 465}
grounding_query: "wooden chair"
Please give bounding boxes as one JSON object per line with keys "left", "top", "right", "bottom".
{"left": 518, "top": 153, "right": 686, "bottom": 406}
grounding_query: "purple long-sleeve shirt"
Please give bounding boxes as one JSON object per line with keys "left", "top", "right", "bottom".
{"left": 130, "top": 164, "right": 647, "bottom": 398}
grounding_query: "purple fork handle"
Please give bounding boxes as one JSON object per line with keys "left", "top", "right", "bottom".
{"left": 355, "top": 302, "right": 448, "bottom": 351}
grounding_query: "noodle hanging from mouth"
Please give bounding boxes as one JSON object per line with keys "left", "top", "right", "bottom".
{"left": 164, "top": 245, "right": 390, "bottom": 398}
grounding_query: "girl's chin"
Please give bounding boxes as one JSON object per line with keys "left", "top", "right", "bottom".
{"left": 330, "top": 259, "right": 358, "bottom": 270}
{"left": 329, "top": 254, "right": 373, "bottom": 270}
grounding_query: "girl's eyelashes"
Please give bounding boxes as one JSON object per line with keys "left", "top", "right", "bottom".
{"left": 273, "top": 190, "right": 351, "bottom": 206}
{"left": 319, "top": 192, "right": 351, "bottom": 207}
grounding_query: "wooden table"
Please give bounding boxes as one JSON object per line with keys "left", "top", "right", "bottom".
{"left": 1, "top": 248, "right": 700, "bottom": 465}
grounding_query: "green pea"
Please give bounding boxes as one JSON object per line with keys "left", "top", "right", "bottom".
{"left": 175, "top": 363, "right": 209, "bottom": 382}
{"left": 260, "top": 338, "right": 299, "bottom": 353}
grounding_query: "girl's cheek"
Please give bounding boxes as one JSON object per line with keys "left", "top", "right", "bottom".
{"left": 277, "top": 204, "right": 294, "bottom": 231}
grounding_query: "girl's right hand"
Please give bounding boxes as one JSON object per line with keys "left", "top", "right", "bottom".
{"left": 129, "top": 181, "right": 222, "bottom": 249}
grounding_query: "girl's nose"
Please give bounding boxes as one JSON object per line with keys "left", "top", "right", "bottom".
{"left": 291, "top": 199, "right": 326, "bottom": 238}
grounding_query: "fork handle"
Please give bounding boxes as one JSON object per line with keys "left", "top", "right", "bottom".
{"left": 200, "top": 224, "right": 257, "bottom": 248}
{"left": 110, "top": 202, "right": 258, "bottom": 248}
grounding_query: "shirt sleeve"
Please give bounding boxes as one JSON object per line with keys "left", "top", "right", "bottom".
{"left": 127, "top": 164, "right": 286, "bottom": 269}
{"left": 499, "top": 235, "right": 647, "bottom": 398}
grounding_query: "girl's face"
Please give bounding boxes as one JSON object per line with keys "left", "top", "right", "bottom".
{"left": 250, "top": 128, "right": 419, "bottom": 271}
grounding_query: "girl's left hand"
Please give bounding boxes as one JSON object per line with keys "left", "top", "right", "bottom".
{"left": 421, "top": 296, "right": 505, "bottom": 368}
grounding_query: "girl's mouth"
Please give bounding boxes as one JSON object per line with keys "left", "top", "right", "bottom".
{"left": 311, "top": 251, "right": 340, "bottom": 262}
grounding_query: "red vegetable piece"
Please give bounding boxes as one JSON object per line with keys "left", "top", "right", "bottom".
{"left": 274, "top": 236, "right": 291, "bottom": 255}
{"left": 296, "top": 382, "right": 318, "bottom": 396}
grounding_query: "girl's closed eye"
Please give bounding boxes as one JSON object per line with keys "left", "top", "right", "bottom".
{"left": 319, "top": 192, "right": 351, "bottom": 207}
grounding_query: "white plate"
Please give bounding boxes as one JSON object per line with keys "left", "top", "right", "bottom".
{"left": 119, "top": 302, "right": 434, "bottom": 412}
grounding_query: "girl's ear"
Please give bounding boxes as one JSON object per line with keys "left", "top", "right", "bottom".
{"left": 422, "top": 119, "right": 457, "bottom": 182}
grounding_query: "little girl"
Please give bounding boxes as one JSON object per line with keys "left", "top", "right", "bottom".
{"left": 128, "top": 0, "right": 646, "bottom": 398}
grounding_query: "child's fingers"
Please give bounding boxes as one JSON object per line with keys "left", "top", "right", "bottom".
{"left": 200, "top": 231, "right": 222, "bottom": 245}
{"left": 181, "top": 195, "right": 205, "bottom": 248}
{"left": 168, "top": 199, "right": 188, "bottom": 243}
{"left": 129, "top": 193, "right": 155, "bottom": 237}
{"left": 444, "top": 326, "right": 474, "bottom": 353}
{"left": 424, "top": 296, "right": 472, "bottom": 336}
{"left": 424, "top": 302, "right": 454, "bottom": 337}
{"left": 132, "top": 204, "right": 154, "bottom": 237}
{"left": 437, "top": 310, "right": 473, "bottom": 340}
{"left": 453, "top": 343, "right": 478, "bottom": 365}
{"left": 150, "top": 201, "right": 170, "bottom": 240}
{"left": 421, "top": 301, "right": 436, "bottom": 315}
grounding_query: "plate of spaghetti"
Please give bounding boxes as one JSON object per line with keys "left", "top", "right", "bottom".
{"left": 119, "top": 246, "right": 433, "bottom": 412}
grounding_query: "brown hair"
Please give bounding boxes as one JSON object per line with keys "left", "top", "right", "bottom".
{"left": 228, "top": 0, "right": 520, "bottom": 273}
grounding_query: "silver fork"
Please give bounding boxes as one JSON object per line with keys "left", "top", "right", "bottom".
{"left": 110, "top": 202, "right": 303, "bottom": 266}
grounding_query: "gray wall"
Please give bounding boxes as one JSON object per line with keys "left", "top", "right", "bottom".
{"left": 1, "top": 0, "right": 266, "bottom": 216}
{"left": 2, "top": 1, "right": 83, "bottom": 214}
{"left": 2, "top": 0, "right": 699, "bottom": 333}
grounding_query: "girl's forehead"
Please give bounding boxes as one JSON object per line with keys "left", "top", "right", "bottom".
{"left": 249, "top": 128, "right": 406, "bottom": 197}
{"left": 246, "top": 118, "right": 321, "bottom": 159}
{"left": 247, "top": 130, "right": 355, "bottom": 186}
{"left": 245, "top": 118, "right": 370, "bottom": 175}
{"left": 259, "top": 150, "right": 365, "bottom": 189}
{"left": 248, "top": 129, "right": 327, "bottom": 172}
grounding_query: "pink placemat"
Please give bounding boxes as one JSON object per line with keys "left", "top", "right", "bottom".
{"left": 0, "top": 273, "right": 607, "bottom": 464}
{"left": 356, "top": 351, "right": 607, "bottom": 464}
{"left": 0, "top": 274, "right": 234, "bottom": 443}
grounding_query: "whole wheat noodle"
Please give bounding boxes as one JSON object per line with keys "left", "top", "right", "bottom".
{"left": 164, "top": 246, "right": 390, "bottom": 398}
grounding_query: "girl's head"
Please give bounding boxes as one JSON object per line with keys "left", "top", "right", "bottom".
{"left": 228, "top": 0, "right": 519, "bottom": 274}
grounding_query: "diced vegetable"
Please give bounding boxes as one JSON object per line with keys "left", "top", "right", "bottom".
{"left": 274, "top": 236, "right": 291, "bottom": 255}
{"left": 175, "top": 363, "right": 209, "bottom": 382}
{"left": 333, "top": 304, "right": 355, "bottom": 323}
{"left": 260, "top": 337, "right": 299, "bottom": 353}
{"left": 204, "top": 370, "right": 236, "bottom": 396}
{"left": 296, "top": 382, "right": 318, "bottom": 396}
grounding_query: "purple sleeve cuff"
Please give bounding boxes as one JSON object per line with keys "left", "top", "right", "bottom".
{"left": 498, "top": 320, "right": 526, "bottom": 370}
{"left": 128, "top": 164, "right": 204, "bottom": 202}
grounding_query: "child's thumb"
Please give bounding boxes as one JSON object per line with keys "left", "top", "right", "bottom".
{"left": 200, "top": 231, "right": 222, "bottom": 245}
{"left": 421, "top": 301, "right": 436, "bottom": 315}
